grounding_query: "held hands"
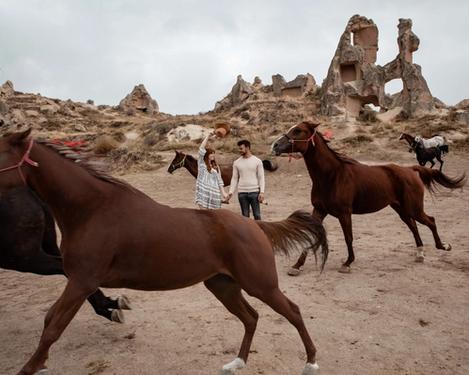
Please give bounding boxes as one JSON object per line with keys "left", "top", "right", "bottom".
{"left": 222, "top": 192, "right": 231, "bottom": 204}
{"left": 258, "top": 193, "right": 265, "bottom": 203}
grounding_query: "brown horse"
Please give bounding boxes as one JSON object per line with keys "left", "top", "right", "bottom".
{"left": 272, "top": 121, "right": 466, "bottom": 274}
{"left": 167, "top": 150, "right": 278, "bottom": 185}
{"left": 0, "top": 129, "right": 328, "bottom": 375}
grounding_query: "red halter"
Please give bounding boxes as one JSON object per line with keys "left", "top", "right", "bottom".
{"left": 0, "top": 138, "right": 39, "bottom": 184}
{"left": 284, "top": 129, "right": 316, "bottom": 162}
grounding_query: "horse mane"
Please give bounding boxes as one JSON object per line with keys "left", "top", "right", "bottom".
{"left": 317, "top": 132, "right": 359, "bottom": 165}
{"left": 36, "top": 139, "right": 136, "bottom": 191}
{"left": 186, "top": 153, "right": 197, "bottom": 162}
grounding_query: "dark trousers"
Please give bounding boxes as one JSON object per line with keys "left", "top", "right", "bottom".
{"left": 238, "top": 192, "right": 261, "bottom": 220}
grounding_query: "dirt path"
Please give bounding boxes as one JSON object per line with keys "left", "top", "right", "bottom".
{"left": 1, "top": 152, "right": 468, "bottom": 374}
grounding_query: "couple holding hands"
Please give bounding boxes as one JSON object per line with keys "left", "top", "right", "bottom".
{"left": 195, "top": 131, "right": 265, "bottom": 220}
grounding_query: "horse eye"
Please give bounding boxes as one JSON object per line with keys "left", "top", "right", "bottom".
{"left": 292, "top": 128, "right": 301, "bottom": 135}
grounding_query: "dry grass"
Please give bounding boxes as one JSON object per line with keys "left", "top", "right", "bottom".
{"left": 94, "top": 135, "right": 120, "bottom": 154}
{"left": 341, "top": 134, "right": 373, "bottom": 146}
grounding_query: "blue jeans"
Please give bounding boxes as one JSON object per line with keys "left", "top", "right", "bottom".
{"left": 238, "top": 192, "right": 261, "bottom": 220}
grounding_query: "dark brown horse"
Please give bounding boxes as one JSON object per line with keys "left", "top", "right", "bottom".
{"left": 167, "top": 150, "right": 278, "bottom": 185}
{"left": 0, "top": 186, "right": 131, "bottom": 323}
{"left": 0, "top": 129, "right": 328, "bottom": 375}
{"left": 167, "top": 150, "right": 233, "bottom": 185}
{"left": 272, "top": 121, "right": 466, "bottom": 274}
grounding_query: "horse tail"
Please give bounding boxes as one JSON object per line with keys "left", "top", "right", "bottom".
{"left": 256, "top": 210, "right": 328, "bottom": 271}
{"left": 411, "top": 166, "right": 466, "bottom": 193}
{"left": 262, "top": 159, "right": 278, "bottom": 172}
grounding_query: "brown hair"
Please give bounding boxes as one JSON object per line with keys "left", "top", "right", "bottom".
{"left": 204, "top": 147, "right": 219, "bottom": 172}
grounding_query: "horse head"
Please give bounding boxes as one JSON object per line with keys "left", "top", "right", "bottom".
{"left": 0, "top": 128, "right": 38, "bottom": 192}
{"left": 271, "top": 121, "right": 320, "bottom": 156}
{"left": 167, "top": 150, "right": 186, "bottom": 174}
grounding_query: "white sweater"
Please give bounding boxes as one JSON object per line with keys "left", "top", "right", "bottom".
{"left": 229, "top": 155, "right": 265, "bottom": 194}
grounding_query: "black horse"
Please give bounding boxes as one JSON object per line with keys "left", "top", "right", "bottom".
{"left": 0, "top": 186, "right": 131, "bottom": 322}
{"left": 399, "top": 133, "right": 449, "bottom": 171}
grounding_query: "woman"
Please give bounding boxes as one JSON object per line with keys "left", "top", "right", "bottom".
{"left": 195, "top": 132, "right": 228, "bottom": 209}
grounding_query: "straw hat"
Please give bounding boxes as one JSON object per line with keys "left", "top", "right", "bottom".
{"left": 214, "top": 122, "right": 231, "bottom": 138}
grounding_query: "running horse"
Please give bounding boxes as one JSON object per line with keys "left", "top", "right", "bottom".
{"left": 272, "top": 121, "right": 465, "bottom": 274}
{"left": 0, "top": 129, "right": 328, "bottom": 375}
{"left": 0, "top": 186, "right": 131, "bottom": 323}
{"left": 399, "top": 133, "right": 449, "bottom": 171}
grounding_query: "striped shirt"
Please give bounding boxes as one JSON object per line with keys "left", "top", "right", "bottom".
{"left": 195, "top": 147, "right": 224, "bottom": 209}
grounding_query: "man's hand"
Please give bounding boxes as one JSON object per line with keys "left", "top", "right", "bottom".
{"left": 258, "top": 193, "right": 265, "bottom": 203}
{"left": 227, "top": 193, "right": 233, "bottom": 201}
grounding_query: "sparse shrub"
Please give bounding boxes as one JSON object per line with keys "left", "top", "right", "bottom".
{"left": 156, "top": 123, "right": 177, "bottom": 135}
{"left": 94, "top": 135, "right": 119, "bottom": 155}
{"left": 143, "top": 133, "right": 158, "bottom": 147}
{"left": 240, "top": 111, "right": 250, "bottom": 120}
{"left": 112, "top": 131, "right": 126, "bottom": 142}
{"left": 342, "top": 134, "right": 373, "bottom": 146}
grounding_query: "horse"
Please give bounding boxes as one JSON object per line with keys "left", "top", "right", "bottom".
{"left": 167, "top": 150, "right": 278, "bottom": 185}
{"left": 272, "top": 121, "right": 466, "bottom": 275}
{"left": 0, "top": 129, "right": 328, "bottom": 375}
{"left": 399, "top": 133, "right": 449, "bottom": 171}
{"left": 167, "top": 150, "right": 233, "bottom": 185}
{"left": 0, "top": 185, "right": 132, "bottom": 323}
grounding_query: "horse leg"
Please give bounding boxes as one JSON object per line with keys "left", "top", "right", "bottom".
{"left": 86, "top": 290, "right": 131, "bottom": 323}
{"left": 338, "top": 214, "right": 354, "bottom": 273}
{"left": 391, "top": 205, "right": 425, "bottom": 262}
{"left": 288, "top": 209, "right": 327, "bottom": 276}
{"left": 204, "top": 274, "right": 258, "bottom": 374}
{"left": 18, "top": 280, "right": 92, "bottom": 375}
{"left": 251, "top": 287, "right": 319, "bottom": 374}
{"left": 414, "top": 212, "right": 451, "bottom": 251}
{"left": 436, "top": 154, "right": 444, "bottom": 171}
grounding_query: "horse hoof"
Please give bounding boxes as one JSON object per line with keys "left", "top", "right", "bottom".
{"left": 117, "top": 295, "right": 132, "bottom": 310}
{"left": 414, "top": 255, "right": 425, "bottom": 263}
{"left": 338, "top": 265, "right": 351, "bottom": 274}
{"left": 288, "top": 267, "right": 302, "bottom": 276}
{"left": 111, "top": 309, "right": 125, "bottom": 323}
{"left": 441, "top": 243, "right": 452, "bottom": 251}
{"left": 301, "top": 362, "right": 320, "bottom": 375}
{"left": 219, "top": 358, "right": 245, "bottom": 375}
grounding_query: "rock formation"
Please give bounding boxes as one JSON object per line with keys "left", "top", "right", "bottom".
{"left": 273, "top": 74, "right": 316, "bottom": 97}
{"left": 321, "top": 15, "right": 434, "bottom": 119}
{"left": 214, "top": 73, "right": 316, "bottom": 113}
{"left": 118, "top": 84, "right": 159, "bottom": 115}
{"left": 382, "top": 19, "right": 434, "bottom": 116}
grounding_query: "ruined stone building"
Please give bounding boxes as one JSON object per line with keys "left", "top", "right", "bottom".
{"left": 214, "top": 73, "right": 316, "bottom": 112}
{"left": 321, "top": 15, "right": 435, "bottom": 119}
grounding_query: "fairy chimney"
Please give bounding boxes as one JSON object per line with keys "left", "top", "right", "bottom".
{"left": 118, "top": 84, "right": 159, "bottom": 115}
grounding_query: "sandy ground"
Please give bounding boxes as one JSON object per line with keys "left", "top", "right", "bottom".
{"left": 1, "top": 151, "right": 468, "bottom": 375}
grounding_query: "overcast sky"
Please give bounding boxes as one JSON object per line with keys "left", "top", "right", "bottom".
{"left": 1, "top": 0, "right": 467, "bottom": 114}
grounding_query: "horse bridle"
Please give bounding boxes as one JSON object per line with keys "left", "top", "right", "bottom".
{"left": 0, "top": 138, "right": 39, "bottom": 184}
{"left": 282, "top": 128, "right": 317, "bottom": 160}
{"left": 171, "top": 154, "right": 187, "bottom": 170}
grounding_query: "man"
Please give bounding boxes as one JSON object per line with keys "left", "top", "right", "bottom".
{"left": 227, "top": 140, "right": 265, "bottom": 220}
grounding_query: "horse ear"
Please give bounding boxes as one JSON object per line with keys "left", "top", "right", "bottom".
{"left": 174, "top": 150, "right": 179, "bottom": 155}
{"left": 8, "top": 128, "right": 32, "bottom": 145}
